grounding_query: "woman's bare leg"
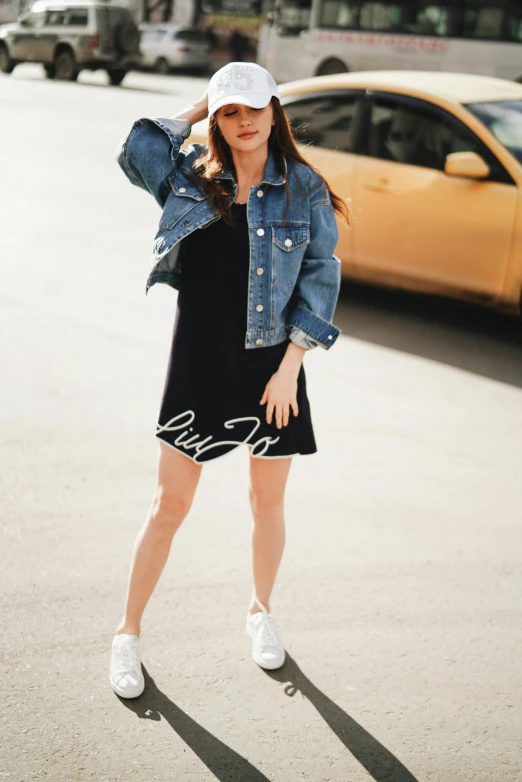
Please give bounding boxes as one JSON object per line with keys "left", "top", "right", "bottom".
{"left": 116, "top": 442, "right": 203, "bottom": 636}
{"left": 248, "top": 455, "right": 292, "bottom": 614}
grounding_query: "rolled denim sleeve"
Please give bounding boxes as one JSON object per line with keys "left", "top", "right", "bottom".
{"left": 286, "top": 182, "right": 342, "bottom": 351}
{"left": 115, "top": 117, "right": 193, "bottom": 208}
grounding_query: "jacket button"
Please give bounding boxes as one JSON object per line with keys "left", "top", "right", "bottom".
{"left": 328, "top": 335, "right": 333, "bottom": 340}
{"left": 179, "top": 187, "right": 186, "bottom": 193}
{"left": 284, "top": 238, "right": 292, "bottom": 247}
{"left": 256, "top": 338, "right": 263, "bottom": 345}
{"left": 256, "top": 190, "right": 264, "bottom": 197}
{"left": 256, "top": 228, "right": 265, "bottom": 236}
{"left": 256, "top": 267, "right": 264, "bottom": 275}
{"left": 256, "top": 304, "right": 263, "bottom": 312}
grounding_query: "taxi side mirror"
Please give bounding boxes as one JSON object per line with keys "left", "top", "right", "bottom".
{"left": 445, "top": 152, "right": 490, "bottom": 180}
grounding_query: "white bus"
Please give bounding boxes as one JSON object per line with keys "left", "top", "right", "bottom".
{"left": 259, "top": 0, "right": 522, "bottom": 84}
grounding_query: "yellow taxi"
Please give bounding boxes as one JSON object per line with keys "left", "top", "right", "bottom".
{"left": 189, "top": 71, "right": 522, "bottom": 315}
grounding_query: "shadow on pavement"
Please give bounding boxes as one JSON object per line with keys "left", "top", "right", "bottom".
{"left": 71, "top": 79, "right": 180, "bottom": 95}
{"left": 336, "top": 281, "right": 522, "bottom": 388}
{"left": 268, "top": 653, "right": 419, "bottom": 782}
{"left": 117, "top": 665, "right": 270, "bottom": 780}
{"left": 116, "top": 656, "right": 418, "bottom": 782}
{"left": 11, "top": 70, "right": 182, "bottom": 95}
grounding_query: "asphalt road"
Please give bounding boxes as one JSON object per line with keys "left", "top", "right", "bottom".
{"left": 1, "top": 65, "right": 521, "bottom": 782}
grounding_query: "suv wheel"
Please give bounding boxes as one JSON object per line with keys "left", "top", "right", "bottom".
{"left": 54, "top": 49, "right": 78, "bottom": 81}
{"left": 108, "top": 68, "right": 127, "bottom": 86}
{"left": 0, "top": 43, "right": 15, "bottom": 74}
{"left": 155, "top": 58, "right": 169, "bottom": 75}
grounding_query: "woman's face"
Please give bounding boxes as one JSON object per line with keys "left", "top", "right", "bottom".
{"left": 214, "top": 102, "right": 276, "bottom": 153}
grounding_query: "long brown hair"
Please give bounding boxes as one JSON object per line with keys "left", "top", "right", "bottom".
{"left": 191, "top": 98, "right": 350, "bottom": 226}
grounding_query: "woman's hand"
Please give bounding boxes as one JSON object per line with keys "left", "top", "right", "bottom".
{"left": 194, "top": 90, "right": 209, "bottom": 120}
{"left": 175, "top": 91, "right": 208, "bottom": 125}
{"left": 260, "top": 369, "right": 299, "bottom": 429}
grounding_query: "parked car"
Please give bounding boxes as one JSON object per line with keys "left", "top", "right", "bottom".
{"left": 189, "top": 71, "right": 522, "bottom": 316}
{"left": 138, "top": 24, "right": 209, "bottom": 75}
{"left": 0, "top": 0, "right": 141, "bottom": 85}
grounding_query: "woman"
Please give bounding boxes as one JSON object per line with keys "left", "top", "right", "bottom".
{"left": 110, "top": 62, "right": 348, "bottom": 698}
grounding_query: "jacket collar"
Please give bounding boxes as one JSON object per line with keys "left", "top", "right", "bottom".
{"left": 212, "top": 147, "right": 287, "bottom": 186}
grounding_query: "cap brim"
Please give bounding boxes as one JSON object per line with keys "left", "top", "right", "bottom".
{"left": 209, "top": 93, "right": 275, "bottom": 116}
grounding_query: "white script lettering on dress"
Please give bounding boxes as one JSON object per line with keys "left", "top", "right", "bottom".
{"left": 156, "top": 410, "right": 280, "bottom": 462}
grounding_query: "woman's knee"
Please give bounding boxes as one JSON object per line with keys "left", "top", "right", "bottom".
{"left": 149, "top": 485, "right": 193, "bottom": 534}
{"left": 150, "top": 443, "right": 202, "bottom": 534}
{"left": 249, "top": 486, "right": 284, "bottom": 518}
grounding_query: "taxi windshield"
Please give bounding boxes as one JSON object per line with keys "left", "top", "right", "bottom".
{"left": 465, "top": 101, "right": 522, "bottom": 165}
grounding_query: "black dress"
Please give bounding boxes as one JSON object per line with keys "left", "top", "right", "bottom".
{"left": 156, "top": 202, "right": 317, "bottom": 464}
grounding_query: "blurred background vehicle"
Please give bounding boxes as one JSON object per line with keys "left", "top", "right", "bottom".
{"left": 0, "top": 0, "right": 141, "bottom": 84}
{"left": 138, "top": 22, "right": 210, "bottom": 74}
{"left": 259, "top": 0, "right": 522, "bottom": 83}
{"left": 189, "top": 70, "right": 522, "bottom": 316}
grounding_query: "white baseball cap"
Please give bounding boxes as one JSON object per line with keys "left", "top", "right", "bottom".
{"left": 207, "top": 62, "right": 280, "bottom": 117}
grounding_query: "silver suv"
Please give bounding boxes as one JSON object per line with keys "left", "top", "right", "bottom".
{"left": 0, "top": 0, "right": 141, "bottom": 85}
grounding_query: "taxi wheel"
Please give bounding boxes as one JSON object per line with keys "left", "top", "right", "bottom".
{"left": 316, "top": 58, "right": 348, "bottom": 76}
{"left": 0, "top": 44, "right": 15, "bottom": 74}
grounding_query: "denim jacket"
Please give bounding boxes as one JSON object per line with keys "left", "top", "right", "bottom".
{"left": 116, "top": 117, "right": 342, "bottom": 350}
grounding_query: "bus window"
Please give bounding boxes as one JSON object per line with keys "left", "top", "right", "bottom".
{"left": 409, "top": 4, "right": 454, "bottom": 36}
{"left": 464, "top": 4, "right": 504, "bottom": 40}
{"left": 320, "top": 0, "right": 359, "bottom": 28}
{"left": 276, "top": 0, "right": 312, "bottom": 35}
{"left": 284, "top": 93, "right": 359, "bottom": 151}
{"left": 317, "top": 1, "right": 458, "bottom": 35}
{"left": 359, "top": 2, "right": 403, "bottom": 31}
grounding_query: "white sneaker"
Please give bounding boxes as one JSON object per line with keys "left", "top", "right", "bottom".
{"left": 246, "top": 597, "right": 285, "bottom": 670}
{"left": 109, "top": 633, "right": 145, "bottom": 698}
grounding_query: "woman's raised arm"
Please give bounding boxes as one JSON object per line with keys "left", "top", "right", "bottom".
{"left": 115, "top": 92, "right": 209, "bottom": 208}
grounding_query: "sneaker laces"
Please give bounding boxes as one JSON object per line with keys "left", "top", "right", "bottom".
{"left": 257, "top": 613, "right": 278, "bottom": 648}
{"left": 113, "top": 638, "right": 141, "bottom": 681}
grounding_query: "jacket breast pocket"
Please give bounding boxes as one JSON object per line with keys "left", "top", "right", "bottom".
{"left": 169, "top": 170, "right": 206, "bottom": 201}
{"left": 271, "top": 225, "right": 310, "bottom": 292}
{"left": 159, "top": 171, "right": 206, "bottom": 230}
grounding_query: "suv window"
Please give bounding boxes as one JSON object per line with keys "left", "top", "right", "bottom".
{"left": 64, "top": 8, "right": 88, "bottom": 26}
{"left": 174, "top": 29, "right": 206, "bottom": 43}
{"left": 283, "top": 93, "right": 359, "bottom": 153}
{"left": 22, "top": 11, "right": 47, "bottom": 28}
{"left": 141, "top": 30, "right": 165, "bottom": 42}
{"left": 368, "top": 97, "right": 482, "bottom": 170}
{"left": 47, "top": 9, "right": 66, "bottom": 24}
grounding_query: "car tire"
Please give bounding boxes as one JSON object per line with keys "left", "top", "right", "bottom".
{"left": 316, "top": 58, "right": 348, "bottom": 76}
{"left": 44, "top": 64, "right": 55, "bottom": 79}
{"left": 108, "top": 68, "right": 127, "bottom": 86}
{"left": 54, "top": 49, "right": 78, "bottom": 81}
{"left": 155, "top": 57, "right": 169, "bottom": 75}
{"left": 0, "top": 43, "right": 15, "bottom": 74}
